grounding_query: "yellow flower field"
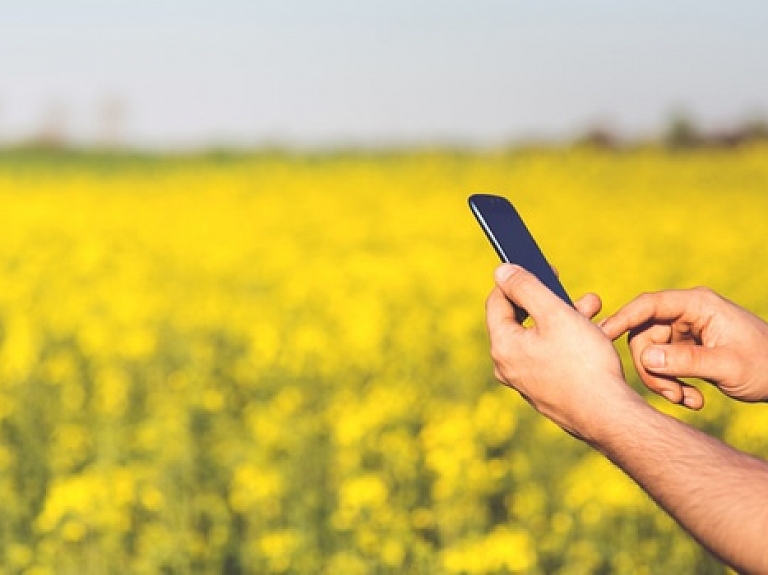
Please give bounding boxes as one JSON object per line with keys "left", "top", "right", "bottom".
{"left": 0, "top": 146, "right": 766, "bottom": 573}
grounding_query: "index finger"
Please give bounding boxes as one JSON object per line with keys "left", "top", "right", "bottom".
{"left": 601, "top": 290, "right": 693, "bottom": 340}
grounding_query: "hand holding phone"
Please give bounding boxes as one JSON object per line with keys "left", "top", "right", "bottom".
{"left": 468, "top": 194, "right": 572, "bottom": 312}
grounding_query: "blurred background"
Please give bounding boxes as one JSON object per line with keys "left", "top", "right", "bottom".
{"left": 2, "top": 0, "right": 767, "bottom": 150}
{"left": 1, "top": 2, "right": 768, "bottom": 574}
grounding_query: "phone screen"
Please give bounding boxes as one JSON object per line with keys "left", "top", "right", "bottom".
{"left": 468, "top": 194, "right": 572, "bottom": 306}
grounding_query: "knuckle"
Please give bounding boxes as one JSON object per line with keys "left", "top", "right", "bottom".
{"left": 692, "top": 285, "right": 715, "bottom": 297}
{"left": 631, "top": 292, "right": 658, "bottom": 315}
{"left": 678, "top": 345, "right": 698, "bottom": 368}
{"left": 691, "top": 286, "right": 720, "bottom": 305}
{"left": 635, "top": 291, "right": 655, "bottom": 304}
{"left": 691, "top": 286, "right": 724, "bottom": 315}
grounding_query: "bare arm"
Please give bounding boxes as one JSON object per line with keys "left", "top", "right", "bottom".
{"left": 593, "top": 398, "right": 768, "bottom": 574}
{"left": 487, "top": 266, "right": 768, "bottom": 573}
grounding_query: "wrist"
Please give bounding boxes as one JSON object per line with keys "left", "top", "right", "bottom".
{"left": 577, "top": 381, "right": 654, "bottom": 449}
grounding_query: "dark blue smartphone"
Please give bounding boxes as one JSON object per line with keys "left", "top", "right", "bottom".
{"left": 468, "top": 194, "right": 573, "bottom": 308}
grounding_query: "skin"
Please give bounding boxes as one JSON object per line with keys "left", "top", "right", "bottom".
{"left": 486, "top": 264, "right": 768, "bottom": 574}
{"left": 600, "top": 287, "right": 768, "bottom": 407}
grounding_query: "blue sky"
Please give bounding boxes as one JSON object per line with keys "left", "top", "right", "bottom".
{"left": 2, "top": 1, "right": 767, "bottom": 148}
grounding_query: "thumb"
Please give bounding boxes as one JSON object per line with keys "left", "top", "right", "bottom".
{"left": 494, "top": 264, "right": 565, "bottom": 325}
{"left": 640, "top": 344, "right": 738, "bottom": 385}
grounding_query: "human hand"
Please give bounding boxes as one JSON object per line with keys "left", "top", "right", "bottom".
{"left": 486, "top": 264, "right": 635, "bottom": 441}
{"left": 600, "top": 288, "right": 768, "bottom": 408}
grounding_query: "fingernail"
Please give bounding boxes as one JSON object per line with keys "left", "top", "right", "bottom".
{"left": 495, "top": 264, "right": 518, "bottom": 282}
{"left": 643, "top": 347, "right": 666, "bottom": 369}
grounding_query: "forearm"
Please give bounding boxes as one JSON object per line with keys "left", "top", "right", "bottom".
{"left": 589, "top": 393, "right": 768, "bottom": 574}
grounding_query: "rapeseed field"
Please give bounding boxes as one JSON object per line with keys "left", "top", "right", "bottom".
{"left": 0, "top": 146, "right": 766, "bottom": 573}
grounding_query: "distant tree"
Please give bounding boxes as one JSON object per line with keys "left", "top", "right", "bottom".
{"left": 665, "top": 112, "right": 700, "bottom": 149}
{"left": 742, "top": 117, "right": 768, "bottom": 142}
{"left": 698, "top": 116, "right": 768, "bottom": 149}
{"left": 574, "top": 125, "right": 619, "bottom": 150}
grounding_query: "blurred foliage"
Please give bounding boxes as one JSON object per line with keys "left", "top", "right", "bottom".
{"left": 663, "top": 113, "right": 768, "bottom": 150}
{"left": 0, "top": 146, "right": 767, "bottom": 573}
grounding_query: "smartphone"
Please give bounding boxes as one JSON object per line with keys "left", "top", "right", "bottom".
{"left": 468, "top": 194, "right": 573, "bottom": 308}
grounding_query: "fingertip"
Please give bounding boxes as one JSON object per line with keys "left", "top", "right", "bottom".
{"left": 659, "top": 384, "right": 704, "bottom": 410}
{"left": 642, "top": 372, "right": 684, "bottom": 405}
{"left": 574, "top": 292, "right": 602, "bottom": 320}
{"left": 660, "top": 388, "right": 682, "bottom": 404}
{"left": 682, "top": 388, "right": 705, "bottom": 410}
